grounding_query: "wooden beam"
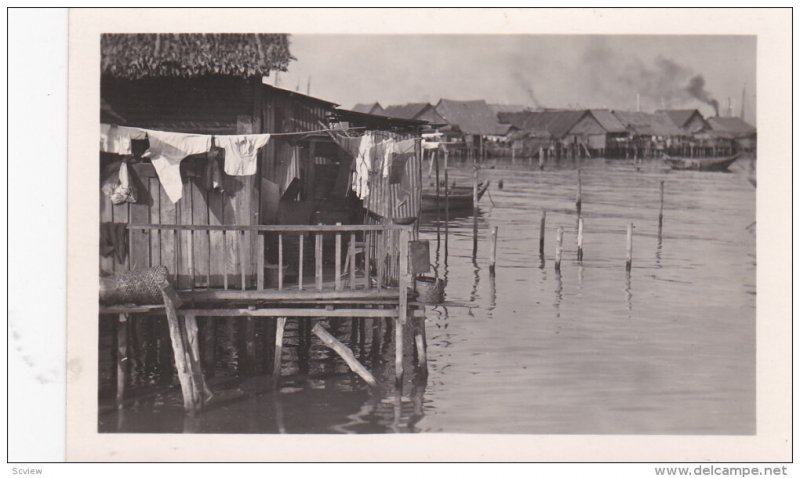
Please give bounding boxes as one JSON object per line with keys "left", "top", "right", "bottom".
{"left": 186, "top": 308, "right": 400, "bottom": 318}
{"left": 128, "top": 224, "right": 414, "bottom": 233}
{"left": 311, "top": 323, "right": 377, "bottom": 387}
{"left": 116, "top": 314, "right": 128, "bottom": 409}
{"left": 183, "top": 289, "right": 400, "bottom": 302}
{"left": 272, "top": 317, "right": 287, "bottom": 381}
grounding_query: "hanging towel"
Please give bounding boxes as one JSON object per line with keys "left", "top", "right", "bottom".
{"left": 216, "top": 134, "right": 271, "bottom": 176}
{"left": 382, "top": 138, "right": 416, "bottom": 178}
{"left": 352, "top": 133, "right": 375, "bottom": 199}
{"left": 146, "top": 130, "right": 212, "bottom": 203}
{"left": 100, "top": 124, "right": 147, "bottom": 155}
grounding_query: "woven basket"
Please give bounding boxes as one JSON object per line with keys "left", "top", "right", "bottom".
{"left": 415, "top": 276, "right": 446, "bottom": 304}
{"left": 99, "top": 266, "right": 170, "bottom": 305}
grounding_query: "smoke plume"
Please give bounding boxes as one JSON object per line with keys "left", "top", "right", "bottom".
{"left": 513, "top": 71, "right": 543, "bottom": 108}
{"left": 570, "top": 39, "right": 719, "bottom": 113}
{"left": 685, "top": 75, "right": 719, "bottom": 116}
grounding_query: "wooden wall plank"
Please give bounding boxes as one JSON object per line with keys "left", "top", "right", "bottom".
{"left": 128, "top": 167, "right": 151, "bottom": 271}
{"left": 191, "top": 181, "right": 210, "bottom": 288}
{"left": 148, "top": 178, "right": 161, "bottom": 267}
{"left": 222, "top": 180, "right": 241, "bottom": 288}
{"left": 177, "top": 180, "right": 193, "bottom": 289}
{"left": 111, "top": 201, "right": 129, "bottom": 271}
{"left": 159, "top": 182, "right": 177, "bottom": 280}
{"left": 208, "top": 188, "right": 225, "bottom": 288}
{"left": 99, "top": 189, "right": 115, "bottom": 276}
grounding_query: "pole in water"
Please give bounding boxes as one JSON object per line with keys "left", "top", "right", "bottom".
{"left": 626, "top": 223, "right": 633, "bottom": 271}
{"left": 472, "top": 143, "right": 479, "bottom": 259}
{"left": 555, "top": 226, "right": 564, "bottom": 272}
{"left": 489, "top": 226, "right": 498, "bottom": 275}
{"left": 539, "top": 210, "right": 546, "bottom": 256}
{"left": 658, "top": 180, "right": 665, "bottom": 230}
{"left": 576, "top": 168, "right": 582, "bottom": 216}
{"left": 577, "top": 217, "right": 584, "bottom": 262}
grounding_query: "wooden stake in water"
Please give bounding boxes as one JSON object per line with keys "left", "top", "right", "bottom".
{"left": 576, "top": 168, "right": 582, "bottom": 216}
{"left": 555, "top": 226, "right": 564, "bottom": 272}
{"left": 658, "top": 180, "right": 665, "bottom": 230}
{"left": 577, "top": 217, "right": 584, "bottom": 262}
{"left": 472, "top": 146, "right": 479, "bottom": 259}
{"left": 626, "top": 223, "right": 633, "bottom": 271}
{"left": 539, "top": 211, "right": 546, "bottom": 256}
{"left": 489, "top": 226, "right": 498, "bottom": 275}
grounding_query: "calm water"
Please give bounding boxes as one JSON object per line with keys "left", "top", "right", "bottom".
{"left": 99, "top": 156, "right": 756, "bottom": 434}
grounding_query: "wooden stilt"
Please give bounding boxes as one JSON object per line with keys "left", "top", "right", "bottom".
{"left": 626, "top": 223, "right": 634, "bottom": 271}
{"left": 162, "top": 293, "right": 198, "bottom": 413}
{"left": 395, "top": 316, "right": 404, "bottom": 391}
{"left": 658, "top": 180, "right": 665, "bottom": 231}
{"left": 489, "top": 226, "right": 498, "bottom": 274}
{"left": 539, "top": 211, "right": 546, "bottom": 256}
{"left": 555, "top": 226, "right": 564, "bottom": 272}
{"left": 272, "top": 317, "right": 287, "bottom": 382}
{"left": 577, "top": 217, "right": 584, "bottom": 262}
{"left": 312, "top": 323, "right": 377, "bottom": 387}
{"left": 413, "top": 316, "right": 427, "bottom": 372}
{"left": 116, "top": 314, "right": 129, "bottom": 409}
{"left": 576, "top": 169, "right": 582, "bottom": 216}
{"left": 183, "top": 313, "right": 213, "bottom": 403}
{"left": 201, "top": 319, "right": 215, "bottom": 377}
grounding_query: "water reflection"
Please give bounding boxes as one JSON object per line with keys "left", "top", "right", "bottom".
{"left": 99, "top": 157, "right": 756, "bottom": 435}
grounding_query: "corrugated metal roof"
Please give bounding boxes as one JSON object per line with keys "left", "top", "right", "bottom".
{"left": 352, "top": 102, "right": 385, "bottom": 115}
{"left": 707, "top": 117, "right": 756, "bottom": 137}
{"left": 588, "top": 109, "right": 627, "bottom": 133}
{"left": 489, "top": 104, "right": 531, "bottom": 114}
{"left": 435, "top": 99, "right": 504, "bottom": 136}
{"left": 656, "top": 109, "right": 703, "bottom": 129}
{"left": 612, "top": 111, "right": 685, "bottom": 136}
{"left": 497, "top": 110, "right": 585, "bottom": 139}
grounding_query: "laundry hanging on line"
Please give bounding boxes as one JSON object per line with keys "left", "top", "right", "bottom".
{"left": 145, "top": 130, "right": 213, "bottom": 203}
{"left": 100, "top": 124, "right": 147, "bottom": 156}
{"left": 215, "top": 134, "right": 271, "bottom": 176}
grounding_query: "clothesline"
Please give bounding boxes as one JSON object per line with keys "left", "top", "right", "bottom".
{"left": 101, "top": 123, "right": 369, "bottom": 139}
{"left": 100, "top": 123, "right": 425, "bottom": 205}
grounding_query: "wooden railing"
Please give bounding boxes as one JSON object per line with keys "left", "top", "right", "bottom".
{"left": 126, "top": 223, "right": 413, "bottom": 295}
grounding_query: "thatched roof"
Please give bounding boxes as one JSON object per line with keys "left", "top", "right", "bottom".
{"left": 707, "top": 117, "right": 756, "bottom": 138}
{"left": 101, "top": 34, "right": 294, "bottom": 80}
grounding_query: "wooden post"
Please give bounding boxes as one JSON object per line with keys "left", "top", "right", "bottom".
{"left": 272, "top": 317, "right": 287, "bottom": 381}
{"left": 395, "top": 315, "right": 404, "bottom": 391}
{"left": 489, "top": 226, "right": 498, "bottom": 274}
{"left": 335, "top": 224, "right": 342, "bottom": 291}
{"left": 575, "top": 168, "right": 582, "bottom": 216}
{"left": 577, "top": 217, "right": 584, "bottom": 262}
{"left": 444, "top": 148, "right": 450, "bottom": 256}
{"left": 539, "top": 211, "right": 546, "bottom": 256}
{"left": 256, "top": 233, "right": 265, "bottom": 290}
{"left": 555, "top": 226, "right": 564, "bottom": 272}
{"left": 349, "top": 232, "right": 356, "bottom": 290}
{"left": 626, "top": 223, "right": 633, "bottom": 271}
{"left": 396, "top": 228, "right": 410, "bottom": 392}
{"left": 116, "top": 314, "right": 128, "bottom": 409}
{"left": 315, "top": 228, "right": 323, "bottom": 291}
{"left": 658, "top": 180, "right": 665, "bottom": 230}
{"left": 298, "top": 234, "right": 304, "bottom": 290}
{"left": 160, "top": 284, "right": 200, "bottom": 414}
{"left": 472, "top": 147, "right": 479, "bottom": 258}
{"left": 312, "top": 323, "right": 377, "bottom": 387}
{"left": 414, "top": 316, "right": 427, "bottom": 372}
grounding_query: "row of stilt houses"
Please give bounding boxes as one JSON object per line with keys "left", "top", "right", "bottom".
{"left": 357, "top": 99, "right": 757, "bottom": 161}
{"left": 100, "top": 34, "right": 433, "bottom": 413}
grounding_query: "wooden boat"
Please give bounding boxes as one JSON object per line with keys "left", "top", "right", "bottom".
{"left": 662, "top": 153, "right": 740, "bottom": 172}
{"left": 421, "top": 181, "right": 490, "bottom": 212}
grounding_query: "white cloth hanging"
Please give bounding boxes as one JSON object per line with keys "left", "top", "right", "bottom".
{"left": 100, "top": 124, "right": 147, "bottom": 155}
{"left": 145, "top": 130, "right": 212, "bottom": 203}
{"left": 352, "top": 134, "right": 375, "bottom": 199}
{"left": 216, "top": 134, "right": 271, "bottom": 176}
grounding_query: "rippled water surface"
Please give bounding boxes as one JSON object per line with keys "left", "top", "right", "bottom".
{"left": 100, "top": 157, "right": 756, "bottom": 434}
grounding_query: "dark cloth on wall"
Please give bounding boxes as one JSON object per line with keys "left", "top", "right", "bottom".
{"left": 100, "top": 222, "right": 128, "bottom": 263}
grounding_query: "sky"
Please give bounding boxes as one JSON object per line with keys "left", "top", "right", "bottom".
{"left": 277, "top": 35, "right": 756, "bottom": 123}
